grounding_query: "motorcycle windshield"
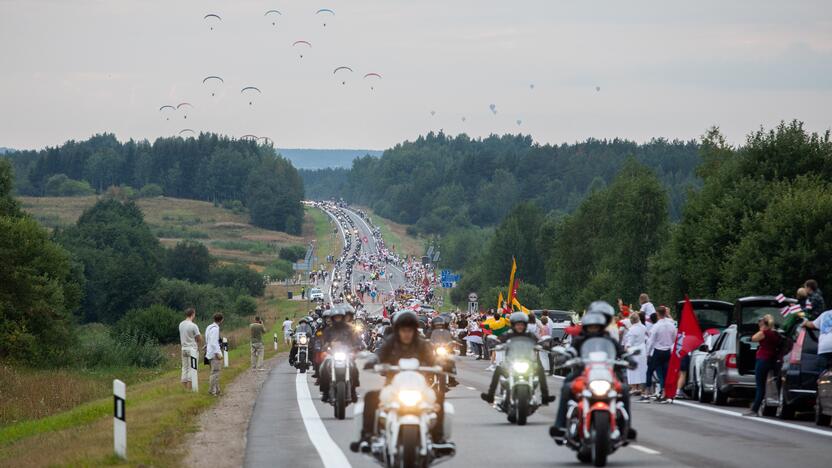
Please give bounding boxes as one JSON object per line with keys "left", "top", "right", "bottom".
{"left": 505, "top": 335, "right": 536, "bottom": 360}
{"left": 579, "top": 338, "right": 616, "bottom": 362}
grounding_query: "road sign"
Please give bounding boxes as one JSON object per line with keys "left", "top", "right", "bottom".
{"left": 441, "top": 281, "right": 454, "bottom": 288}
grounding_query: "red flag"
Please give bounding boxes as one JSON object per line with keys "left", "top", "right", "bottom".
{"left": 665, "top": 297, "right": 704, "bottom": 399}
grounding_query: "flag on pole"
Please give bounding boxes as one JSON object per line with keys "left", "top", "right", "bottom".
{"left": 775, "top": 293, "right": 786, "bottom": 303}
{"left": 511, "top": 297, "right": 530, "bottom": 314}
{"left": 497, "top": 291, "right": 505, "bottom": 311}
{"left": 506, "top": 257, "right": 518, "bottom": 308}
{"left": 665, "top": 297, "right": 704, "bottom": 399}
{"left": 780, "top": 304, "right": 801, "bottom": 317}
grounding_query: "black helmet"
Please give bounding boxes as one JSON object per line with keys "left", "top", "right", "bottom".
{"left": 509, "top": 311, "right": 529, "bottom": 325}
{"left": 381, "top": 318, "right": 391, "bottom": 325}
{"left": 431, "top": 316, "right": 446, "bottom": 328}
{"left": 393, "top": 310, "right": 419, "bottom": 330}
{"left": 587, "top": 301, "right": 615, "bottom": 326}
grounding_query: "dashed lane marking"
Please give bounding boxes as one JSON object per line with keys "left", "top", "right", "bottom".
{"left": 630, "top": 444, "right": 661, "bottom": 455}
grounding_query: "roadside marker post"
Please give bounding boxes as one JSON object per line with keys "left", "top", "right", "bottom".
{"left": 222, "top": 337, "right": 229, "bottom": 368}
{"left": 113, "top": 379, "right": 127, "bottom": 459}
{"left": 274, "top": 333, "right": 278, "bottom": 351}
{"left": 189, "top": 348, "right": 199, "bottom": 392}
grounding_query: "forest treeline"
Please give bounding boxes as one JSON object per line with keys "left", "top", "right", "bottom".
{"left": 446, "top": 122, "right": 832, "bottom": 311}
{"left": 301, "top": 133, "right": 702, "bottom": 232}
{"left": 5, "top": 133, "right": 305, "bottom": 234}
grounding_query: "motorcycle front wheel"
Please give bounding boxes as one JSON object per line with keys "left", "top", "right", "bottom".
{"left": 591, "top": 412, "right": 610, "bottom": 467}
{"left": 334, "top": 381, "right": 346, "bottom": 420}
{"left": 396, "top": 425, "right": 420, "bottom": 468}
{"left": 515, "top": 386, "right": 530, "bottom": 426}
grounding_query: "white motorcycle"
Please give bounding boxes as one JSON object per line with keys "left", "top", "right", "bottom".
{"left": 327, "top": 345, "right": 354, "bottom": 420}
{"left": 354, "top": 358, "right": 456, "bottom": 468}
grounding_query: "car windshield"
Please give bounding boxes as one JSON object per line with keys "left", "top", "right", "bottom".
{"left": 580, "top": 337, "right": 617, "bottom": 360}
{"left": 693, "top": 307, "right": 732, "bottom": 330}
{"left": 740, "top": 305, "right": 785, "bottom": 333}
{"left": 505, "top": 335, "right": 536, "bottom": 360}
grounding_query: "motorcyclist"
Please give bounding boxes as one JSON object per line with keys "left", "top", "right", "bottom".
{"left": 312, "top": 309, "right": 333, "bottom": 380}
{"left": 429, "top": 316, "right": 459, "bottom": 387}
{"left": 319, "top": 307, "right": 362, "bottom": 403}
{"left": 351, "top": 310, "right": 443, "bottom": 452}
{"left": 550, "top": 301, "right": 636, "bottom": 442}
{"left": 480, "top": 312, "right": 554, "bottom": 405}
{"left": 289, "top": 316, "right": 315, "bottom": 365}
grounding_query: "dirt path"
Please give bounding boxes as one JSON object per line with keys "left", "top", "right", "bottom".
{"left": 183, "top": 354, "right": 282, "bottom": 468}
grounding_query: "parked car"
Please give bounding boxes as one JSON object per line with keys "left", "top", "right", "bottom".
{"left": 309, "top": 287, "right": 325, "bottom": 302}
{"left": 816, "top": 368, "right": 832, "bottom": 426}
{"left": 698, "top": 325, "right": 756, "bottom": 404}
{"left": 679, "top": 299, "right": 734, "bottom": 397}
{"left": 761, "top": 326, "right": 820, "bottom": 418}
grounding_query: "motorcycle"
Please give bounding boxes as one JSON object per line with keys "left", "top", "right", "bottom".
{"left": 431, "top": 342, "right": 455, "bottom": 395}
{"left": 492, "top": 336, "right": 544, "bottom": 425}
{"left": 293, "top": 332, "right": 311, "bottom": 373}
{"left": 328, "top": 345, "right": 355, "bottom": 420}
{"left": 354, "top": 358, "right": 456, "bottom": 468}
{"left": 553, "top": 338, "right": 639, "bottom": 467}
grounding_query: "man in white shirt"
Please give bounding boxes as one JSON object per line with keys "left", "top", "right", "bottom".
{"left": 205, "top": 313, "right": 224, "bottom": 396}
{"left": 644, "top": 306, "right": 677, "bottom": 400}
{"left": 282, "top": 317, "right": 294, "bottom": 344}
{"left": 639, "top": 293, "right": 656, "bottom": 319}
{"left": 178, "top": 308, "right": 202, "bottom": 390}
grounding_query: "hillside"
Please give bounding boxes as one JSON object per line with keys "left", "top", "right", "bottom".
{"left": 278, "top": 148, "right": 381, "bottom": 169}
{"left": 0, "top": 147, "right": 13, "bottom": 154}
{"left": 19, "top": 195, "right": 309, "bottom": 266}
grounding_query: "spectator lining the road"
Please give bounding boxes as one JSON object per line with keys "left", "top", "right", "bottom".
{"left": 250, "top": 316, "right": 266, "bottom": 370}
{"left": 805, "top": 279, "right": 825, "bottom": 319}
{"left": 624, "top": 313, "right": 647, "bottom": 395}
{"left": 644, "top": 306, "right": 675, "bottom": 400}
{"left": 747, "top": 314, "right": 780, "bottom": 416}
{"left": 178, "top": 307, "right": 202, "bottom": 391}
{"left": 803, "top": 308, "right": 832, "bottom": 372}
{"left": 282, "top": 316, "right": 293, "bottom": 344}
{"left": 206, "top": 313, "right": 224, "bottom": 396}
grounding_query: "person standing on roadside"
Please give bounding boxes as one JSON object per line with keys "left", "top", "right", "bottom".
{"left": 282, "top": 316, "right": 293, "bottom": 344}
{"left": 803, "top": 308, "right": 832, "bottom": 372}
{"left": 639, "top": 293, "right": 656, "bottom": 321}
{"left": 805, "top": 279, "right": 825, "bottom": 319}
{"left": 206, "top": 313, "right": 224, "bottom": 396}
{"left": 179, "top": 308, "right": 202, "bottom": 391}
{"left": 250, "top": 316, "right": 266, "bottom": 370}
{"left": 644, "top": 306, "right": 676, "bottom": 400}
{"left": 746, "top": 314, "right": 780, "bottom": 416}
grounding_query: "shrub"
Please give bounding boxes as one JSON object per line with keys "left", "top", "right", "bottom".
{"left": 44, "top": 174, "right": 95, "bottom": 196}
{"left": 264, "top": 258, "right": 294, "bottom": 281}
{"left": 74, "top": 324, "right": 165, "bottom": 368}
{"left": 279, "top": 245, "right": 307, "bottom": 262}
{"left": 143, "top": 278, "right": 232, "bottom": 322}
{"left": 115, "top": 304, "right": 181, "bottom": 344}
{"left": 138, "top": 183, "right": 164, "bottom": 198}
{"left": 233, "top": 295, "right": 258, "bottom": 317}
{"left": 209, "top": 264, "right": 266, "bottom": 297}
{"left": 166, "top": 240, "right": 213, "bottom": 283}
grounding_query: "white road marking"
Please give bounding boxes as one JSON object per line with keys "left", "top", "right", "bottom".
{"left": 630, "top": 444, "right": 661, "bottom": 455}
{"left": 295, "top": 373, "right": 353, "bottom": 468}
{"left": 466, "top": 386, "right": 477, "bottom": 391}
{"left": 673, "top": 400, "right": 832, "bottom": 438}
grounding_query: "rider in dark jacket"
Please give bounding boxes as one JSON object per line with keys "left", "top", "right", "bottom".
{"left": 319, "top": 308, "right": 362, "bottom": 402}
{"left": 481, "top": 312, "right": 554, "bottom": 404}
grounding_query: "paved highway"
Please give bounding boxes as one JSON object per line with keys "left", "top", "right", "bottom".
{"left": 245, "top": 206, "right": 832, "bottom": 468}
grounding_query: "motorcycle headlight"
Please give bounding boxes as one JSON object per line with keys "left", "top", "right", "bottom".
{"left": 512, "top": 361, "right": 530, "bottom": 373}
{"left": 333, "top": 352, "right": 347, "bottom": 361}
{"left": 298, "top": 335, "right": 308, "bottom": 345}
{"left": 398, "top": 390, "right": 423, "bottom": 407}
{"left": 589, "top": 380, "right": 612, "bottom": 396}
{"left": 436, "top": 346, "right": 448, "bottom": 357}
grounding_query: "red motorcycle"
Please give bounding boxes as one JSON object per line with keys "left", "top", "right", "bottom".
{"left": 554, "top": 338, "right": 639, "bottom": 467}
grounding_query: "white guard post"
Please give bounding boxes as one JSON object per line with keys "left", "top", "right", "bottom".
{"left": 222, "top": 337, "right": 229, "bottom": 368}
{"left": 274, "top": 333, "right": 278, "bottom": 351}
{"left": 190, "top": 348, "right": 199, "bottom": 392}
{"left": 113, "top": 379, "right": 127, "bottom": 459}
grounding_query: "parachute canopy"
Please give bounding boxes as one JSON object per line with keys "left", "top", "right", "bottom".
{"left": 363, "top": 73, "right": 382, "bottom": 79}
{"left": 202, "top": 75, "right": 223, "bottom": 84}
{"left": 240, "top": 86, "right": 261, "bottom": 94}
{"left": 159, "top": 105, "right": 175, "bottom": 112}
{"left": 293, "top": 40, "right": 312, "bottom": 47}
{"left": 179, "top": 129, "right": 196, "bottom": 136}
{"left": 204, "top": 13, "right": 222, "bottom": 30}
{"left": 333, "top": 66, "right": 353, "bottom": 74}
{"left": 316, "top": 9, "right": 335, "bottom": 15}
{"left": 264, "top": 10, "right": 282, "bottom": 16}
{"left": 176, "top": 102, "right": 193, "bottom": 109}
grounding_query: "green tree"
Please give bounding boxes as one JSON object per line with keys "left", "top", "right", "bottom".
{"left": 167, "top": 240, "right": 213, "bottom": 283}
{"left": 210, "top": 264, "right": 266, "bottom": 297}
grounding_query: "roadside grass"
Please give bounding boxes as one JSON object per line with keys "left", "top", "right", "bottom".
{"left": 0, "top": 285, "right": 310, "bottom": 467}
{"left": 359, "top": 207, "right": 423, "bottom": 258}
{"left": 306, "top": 207, "right": 342, "bottom": 272}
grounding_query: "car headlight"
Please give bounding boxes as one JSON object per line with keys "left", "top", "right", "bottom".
{"left": 298, "top": 335, "right": 308, "bottom": 345}
{"left": 398, "top": 390, "right": 423, "bottom": 407}
{"left": 333, "top": 352, "right": 347, "bottom": 361}
{"left": 436, "top": 346, "right": 448, "bottom": 357}
{"left": 589, "top": 380, "right": 612, "bottom": 396}
{"left": 512, "top": 361, "right": 530, "bottom": 373}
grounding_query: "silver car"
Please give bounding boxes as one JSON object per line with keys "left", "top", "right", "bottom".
{"left": 697, "top": 325, "right": 755, "bottom": 405}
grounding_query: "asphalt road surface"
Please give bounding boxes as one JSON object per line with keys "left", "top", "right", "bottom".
{"left": 246, "top": 206, "right": 832, "bottom": 468}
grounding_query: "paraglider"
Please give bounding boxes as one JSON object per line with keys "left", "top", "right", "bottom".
{"left": 159, "top": 105, "right": 175, "bottom": 121}
{"left": 240, "top": 86, "right": 261, "bottom": 106}
{"left": 530, "top": 84, "right": 535, "bottom": 90}
{"left": 595, "top": 86, "right": 601, "bottom": 92}
{"left": 202, "top": 75, "right": 223, "bottom": 97}
{"left": 240, "top": 134, "right": 258, "bottom": 141}
{"left": 489, "top": 103, "right": 497, "bottom": 115}
{"left": 316, "top": 8, "right": 334, "bottom": 27}
{"left": 264, "top": 10, "right": 282, "bottom": 27}
{"left": 430, "top": 110, "right": 436, "bottom": 116}
{"left": 257, "top": 136, "right": 274, "bottom": 146}
{"left": 516, "top": 119, "right": 522, "bottom": 126}
{"left": 176, "top": 102, "right": 193, "bottom": 119}
{"left": 333, "top": 66, "right": 353, "bottom": 85}
{"left": 363, "top": 72, "right": 382, "bottom": 90}
{"left": 179, "top": 129, "right": 196, "bottom": 136}
{"left": 204, "top": 13, "right": 222, "bottom": 31}
{"left": 461, "top": 116, "right": 467, "bottom": 122}
{"left": 293, "top": 40, "right": 311, "bottom": 58}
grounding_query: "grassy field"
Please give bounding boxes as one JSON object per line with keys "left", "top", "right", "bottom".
{"left": 307, "top": 207, "right": 342, "bottom": 272}
{"left": 0, "top": 285, "right": 311, "bottom": 467}
{"left": 359, "top": 207, "right": 424, "bottom": 258}
{"left": 19, "top": 196, "right": 308, "bottom": 265}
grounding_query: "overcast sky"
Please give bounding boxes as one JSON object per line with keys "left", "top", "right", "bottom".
{"left": 1, "top": 0, "right": 831, "bottom": 151}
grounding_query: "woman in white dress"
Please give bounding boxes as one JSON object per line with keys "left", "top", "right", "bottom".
{"left": 623, "top": 313, "right": 648, "bottom": 394}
